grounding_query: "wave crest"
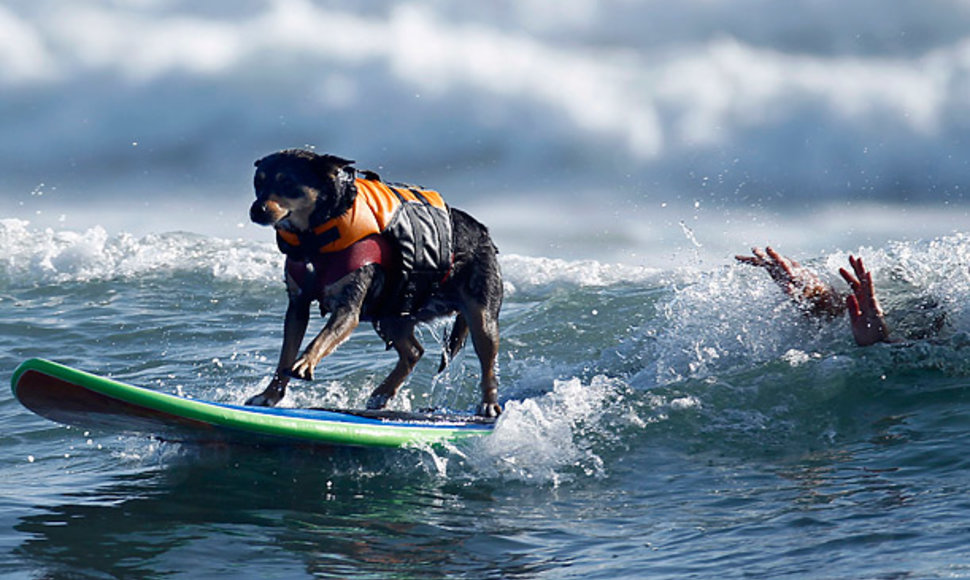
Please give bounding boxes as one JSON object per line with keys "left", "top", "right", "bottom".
{"left": 0, "top": 219, "right": 281, "bottom": 286}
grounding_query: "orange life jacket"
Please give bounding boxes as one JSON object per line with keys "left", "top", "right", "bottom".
{"left": 276, "top": 177, "right": 447, "bottom": 256}
{"left": 276, "top": 174, "right": 454, "bottom": 319}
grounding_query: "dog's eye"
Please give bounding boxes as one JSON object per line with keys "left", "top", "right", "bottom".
{"left": 270, "top": 176, "right": 307, "bottom": 198}
{"left": 278, "top": 188, "right": 305, "bottom": 199}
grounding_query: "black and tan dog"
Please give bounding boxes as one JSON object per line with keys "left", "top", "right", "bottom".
{"left": 246, "top": 149, "right": 503, "bottom": 417}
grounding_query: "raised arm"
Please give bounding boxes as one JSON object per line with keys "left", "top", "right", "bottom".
{"left": 839, "top": 255, "right": 891, "bottom": 346}
{"left": 735, "top": 246, "right": 844, "bottom": 318}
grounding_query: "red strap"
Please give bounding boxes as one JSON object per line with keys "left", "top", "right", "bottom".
{"left": 317, "top": 234, "right": 392, "bottom": 287}
{"left": 286, "top": 234, "right": 394, "bottom": 296}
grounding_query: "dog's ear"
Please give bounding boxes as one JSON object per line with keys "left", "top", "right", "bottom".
{"left": 314, "top": 154, "right": 355, "bottom": 178}
{"left": 318, "top": 154, "right": 355, "bottom": 167}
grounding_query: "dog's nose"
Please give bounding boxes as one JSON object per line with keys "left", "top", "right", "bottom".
{"left": 250, "top": 201, "right": 270, "bottom": 225}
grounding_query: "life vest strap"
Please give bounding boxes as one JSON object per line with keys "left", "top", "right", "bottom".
{"left": 276, "top": 226, "right": 340, "bottom": 258}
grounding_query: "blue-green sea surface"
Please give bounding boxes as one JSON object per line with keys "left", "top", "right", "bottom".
{"left": 4, "top": 221, "right": 970, "bottom": 578}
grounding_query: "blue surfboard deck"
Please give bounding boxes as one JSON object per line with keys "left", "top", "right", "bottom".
{"left": 11, "top": 359, "right": 495, "bottom": 448}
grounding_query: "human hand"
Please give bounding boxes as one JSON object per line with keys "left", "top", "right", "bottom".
{"left": 839, "top": 255, "right": 891, "bottom": 346}
{"left": 736, "top": 246, "right": 843, "bottom": 317}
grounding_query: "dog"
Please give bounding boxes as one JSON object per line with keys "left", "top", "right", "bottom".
{"left": 245, "top": 149, "right": 503, "bottom": 417}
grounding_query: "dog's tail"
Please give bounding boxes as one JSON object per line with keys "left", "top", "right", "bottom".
{"left": 438, "top": 314, "right": 469, "bottom": 373}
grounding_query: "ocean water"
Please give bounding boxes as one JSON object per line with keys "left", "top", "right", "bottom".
{"left": 4, "top": 1, "right": 970, "bottom": 578}
{"left": 6, "top": 224, "right": 970, "bottom": 578}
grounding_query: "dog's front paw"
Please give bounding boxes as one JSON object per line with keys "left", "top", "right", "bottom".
{"left": 366, "top": 393, "right": 390, "bottom": 410}
{"left": 245, "top": 390, "right": 281, "bottom": 407}
{"left": 476, "top": 401, "right": 502, "bottom": 418}
{"left": 288, "top": 357, "right": 315, "bottom": 381}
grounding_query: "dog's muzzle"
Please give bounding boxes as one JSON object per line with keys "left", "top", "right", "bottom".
{"left": 250, "top": 200, "right": 279, "bottom": 226}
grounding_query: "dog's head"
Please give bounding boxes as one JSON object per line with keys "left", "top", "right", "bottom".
{"left": 250, "top": 150, "right": 356, "bottom": 232}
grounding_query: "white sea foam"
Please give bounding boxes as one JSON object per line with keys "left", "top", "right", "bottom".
{"left": 456, "top": 375, "right": 624, "bottom": 485}
{"left": 500, "top": 254, "right": 660, "bottom": 295}
{"left": 0, "top": 218, "right": 666, "bottom": 290}
{"left": 0, "top": 219, "right": 281, "bottom": 286}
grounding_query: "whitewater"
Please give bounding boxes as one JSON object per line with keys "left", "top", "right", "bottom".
{"left": 4, "top": 0, "right": 970, "bottom": 578}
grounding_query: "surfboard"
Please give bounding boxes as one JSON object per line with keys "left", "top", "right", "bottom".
{"left": 11, "top": 358, "right": 495, "bottom": 448}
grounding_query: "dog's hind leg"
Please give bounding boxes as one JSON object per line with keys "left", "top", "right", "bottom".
{"left": 463, "top": 302, "right": 502, "bottom": 417}
{"left": 366, "top": 319, "right": 424, "bottom": 410}
{"left": 438, "top": 313, "right": 469, "bottom": 373}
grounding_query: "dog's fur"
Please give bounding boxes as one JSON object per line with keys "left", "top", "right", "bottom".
{"left": 246, "top": 150, "right": 503, "bottom": 417}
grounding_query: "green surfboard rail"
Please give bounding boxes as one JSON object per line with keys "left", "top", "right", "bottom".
{"left": 11, "top": 358, "right": 494, "bottom": 448}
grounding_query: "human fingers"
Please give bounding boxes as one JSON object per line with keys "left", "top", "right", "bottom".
{"left": 861, "top": 270, "right": 883, "bottom": 312}
{"left": 862, "top": 268, "right": 873, "bottom": 291}
{"left": 851, "top": 258, "right": 878, "bottom": 301}
{"left": 839, "top": 267, "right": 860, "bottom": 291}
{"left": 765, "top": 246, "right": 795, "bottom": 278}
{"left": 735, "top": 254, "right": 762, "bottom": 266}
{"left": 846, "top": 294, "right": 862, "bottom": 321}
{"left": 850, "top": 255, "right": 868, "bottom": 282}
{"left": 765, "top": 246, "right": 787, "bottom": 267}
